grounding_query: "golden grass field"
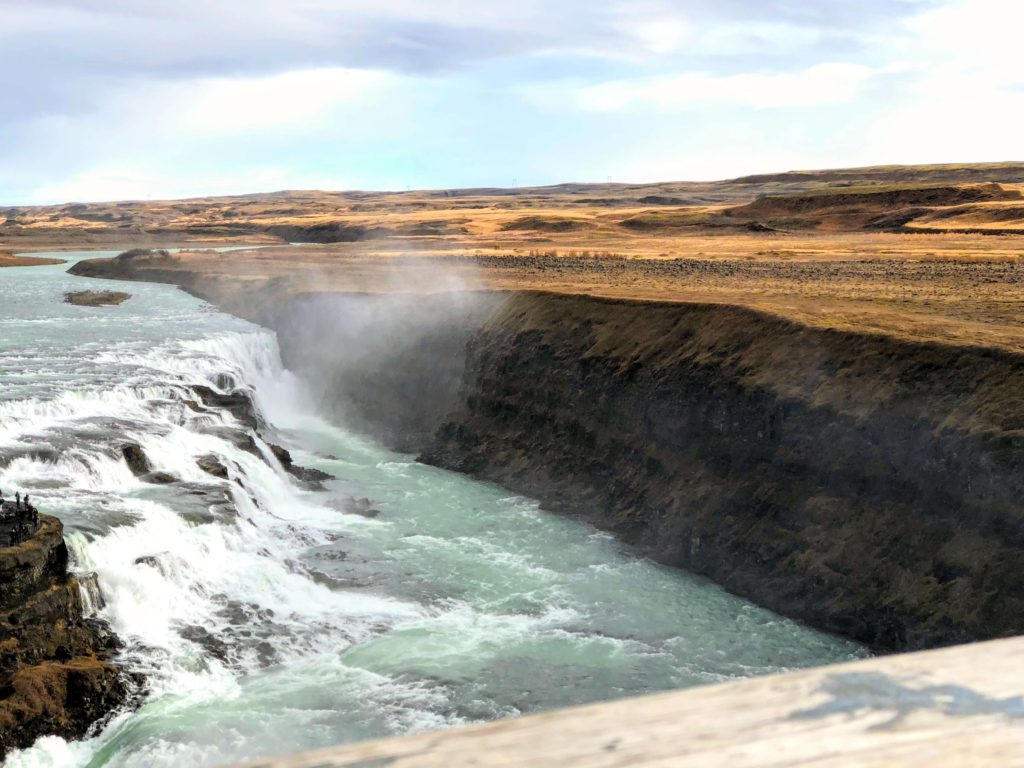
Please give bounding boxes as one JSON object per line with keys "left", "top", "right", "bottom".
{"left": 5, "top": 163, "right": 1024, "bottom": 351}
{"left": 0, "top": 252, "right": 64, "bottom": 267}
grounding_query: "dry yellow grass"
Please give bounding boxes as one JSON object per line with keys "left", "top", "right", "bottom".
{"left": 9, "top": 165, "right": 1024, "bottom": 351}
{"left": 67, "top": 230, "right": 1024, "bottom": 353}
{"left": 0, "top": 252, "right": 64, "bottom": 267}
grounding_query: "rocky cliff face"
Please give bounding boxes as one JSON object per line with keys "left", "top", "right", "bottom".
{"left": 0, "top": 516, "right": 131, "bottom": 758}
{"left": 258, "top": 289, "right": 1024, "bottom": 652}
{"left": 419, "top": 293, "right": 1024, "bottom": 651}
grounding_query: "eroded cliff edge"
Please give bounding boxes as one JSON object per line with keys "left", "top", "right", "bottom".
{"left": 0, "top": 516, "right": 130, "bottom": 757}
{"left": 68, "top": 256, "right": 1024, "bottom": 652}
{"left": 419, "top": 294, "right": 1024, "bottom": 651}
{"left": 273, "top": 291, "right": 1024, "bottom": 652}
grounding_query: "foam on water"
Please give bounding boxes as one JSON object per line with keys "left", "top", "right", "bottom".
{"left": 1, "top": 253, "right": 867, "bottom": 767}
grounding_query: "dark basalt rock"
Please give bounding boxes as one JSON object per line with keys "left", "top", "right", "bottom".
{"left": 0, "top": 516, "right": 135, "bottom": 758}
{"left": 120, "top": 443, "right": 151, "bottom": 476}
{"left": 196, "top": 456, "right": 229, "bottom": 479}
{"left": 190, "top": 386, "right": 259, "bottom": 430}
{"left": 63, "top": 290, "right": 131, "bottom": 307}
{"left": 267, "top": 443, "right": 293, "bottom": 466}
{"left": 266, "top": 442, "right": 335, "bottom": 488}
{"left": 142, "top": 471, "right": 178, "bottom": 485}
{"left": 177, "top": 625, "right": 230, "bottom": 663}
{"left": 345, "top": 497, "right": 382, "bottom": 519}
{"left": 286, "top": 464, "right": 333, "bottom": 485}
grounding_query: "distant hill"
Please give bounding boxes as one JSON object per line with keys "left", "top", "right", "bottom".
{"left": 731, "top": 162, "right": 1024, "bottom": 187}
{"left": 3, "top": 162, "right": 1024, "bottom": 246}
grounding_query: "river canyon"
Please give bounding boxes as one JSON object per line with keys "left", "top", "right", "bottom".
{"left": 0, "top": 252, "right": 866, "bottom": 767}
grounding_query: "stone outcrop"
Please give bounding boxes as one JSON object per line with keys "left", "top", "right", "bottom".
{"left": 266, "top": 443, "right": 334, "bottom": 488}
{"left": 121, "top": 443, "right": 152, "bottom": 476}
{"left": 0, "top": 516, "right": 131, "bottom": 758}
{"left": 190, "top": 385, "right": 260, "bottom": 430}
{"left": 196, "top": 455, "right": 230, "bottom": 479}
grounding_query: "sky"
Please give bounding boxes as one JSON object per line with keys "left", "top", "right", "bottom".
{"left": 1, "top": 0, "right": 1021, "bottom": 204}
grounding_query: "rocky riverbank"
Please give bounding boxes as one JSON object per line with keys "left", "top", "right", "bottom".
{"left": 0, "top": 515, "right": 133, "bottom": 758}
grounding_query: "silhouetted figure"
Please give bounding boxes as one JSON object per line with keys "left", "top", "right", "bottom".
{"left": 15, "top": 492, "right": 20, "bottom": 510}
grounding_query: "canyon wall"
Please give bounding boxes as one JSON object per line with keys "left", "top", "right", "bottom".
{"left": 0, "top": 516, "right": 131, "bottom": 757}
{"left": 419, "top": 293, "right": 1024, "bottom": 651}
{"left": 273, "top": 290, "right": 1024, "bottom": 652}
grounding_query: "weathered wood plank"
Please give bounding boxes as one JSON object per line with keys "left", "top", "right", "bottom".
{"left": 236, "top": 637, "right": 1024, "bottom": 767}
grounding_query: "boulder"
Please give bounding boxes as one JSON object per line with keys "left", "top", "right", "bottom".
{"left": 266, "top": 442, "right": 334, "bottom": 488}
{"left": 63, "top": 291, "right": 131, "bottom": 307}
{"left": 177, "top": 624, "right": 230, "bottom": 663}
{"left": 346, "top": 497, "right": 382, "bottom": 518}
{"left": 121, "top": 444, "right": 151, "bottom": 477}
{"left": 267, "top": 442, "right": 293, "bottom": 467}
{"left": 190, "top": 386, "right": 259, "bottom": 429}
{"left": 196, "top": 456, "right": 229, "bottom": 479}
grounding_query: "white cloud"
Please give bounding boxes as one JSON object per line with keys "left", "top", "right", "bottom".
{"left": 606, "top": 2, "right": 695, "bottom": 55}
{"left": 25, "top": 163, "right": 356, "bottom": 205}
{"left": 573, "top": 62, "right": 874, "bottom": 112}
{"left": 855, "top": 0, "right": 1024, "bottom": 164}
{"left": 1, "top": 0, "right": 1016, "bottom": 204}
{"left": 26, "top": 168, "right": 159, "bottom": 205}
{"left": 175, "top": 68, "right": 393, "bottom": 135}
{"left": 908, "top": 0, "right": 1024, "bottom": 71}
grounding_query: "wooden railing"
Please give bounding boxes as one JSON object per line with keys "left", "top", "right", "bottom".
{"left": 234, "top": 636, "right": 1024, "bottom": 767}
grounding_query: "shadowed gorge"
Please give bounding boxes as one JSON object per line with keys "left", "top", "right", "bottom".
{"left": 247, "top": 290, "right": 1024, "bottom": 652}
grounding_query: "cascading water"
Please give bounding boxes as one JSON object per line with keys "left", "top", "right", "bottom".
{"left": 1, "top": 252, "right": 866, "bottom": 767}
